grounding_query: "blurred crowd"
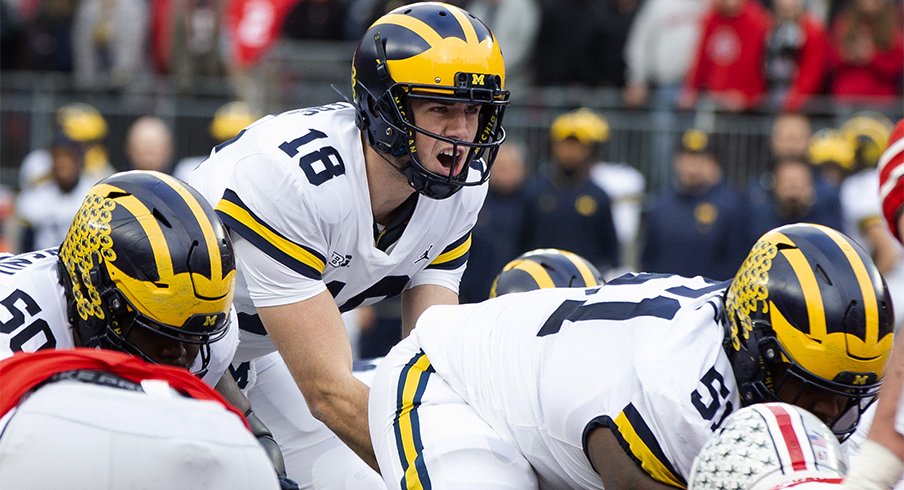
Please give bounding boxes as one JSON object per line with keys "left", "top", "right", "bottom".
{"left": 1, "top": 0, "right": 902, "bottom": 356}
{"left": 1, "top": 0, "right": 901, "bottom": 109}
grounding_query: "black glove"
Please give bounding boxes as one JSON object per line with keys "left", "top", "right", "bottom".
{"left": 245, "top": 409, "right": 299, "bottom": 490}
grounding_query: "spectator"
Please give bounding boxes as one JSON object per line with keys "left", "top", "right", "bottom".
{"left": 72, "top": 0, "right": 150, "bottom": 92}
{"left": 584, "top": 0, "right": 640, "bottom": 88}
{"left": 679, "top": 0, "right": 770, "bottom": 112}
{"left": 522, "top": 109, "right": 619, "bottom": 274}
{"left": 460, "top": 141, "right": 529, "bottom": 303}
{"left": 747, "top": 156, "right": 844, "bottom": 242}
{"left": 11, "top": 0, "right": 76, "bottom": 72}
{"left": 282, "top": 0, "right": 348, "bottom": 40}
{"left": 809, "top": 128, "right": 856, "bottom": 187}
{"left": 150, "top": 0, "right": 227, "bottom": 94}
{"left": 467, "top": 0, "right": 540, "bottom": 87}
{"left": 124, "top": 116, "right": 174, "bottom": 174}
{"left": 173, "top": 101, "right": 261, "bottom": 182}
{"left": 750, "top": 112, "right": 842, "bottom": 228}
{"left": 15, "top": 133, "right": 93, "bottom": 252}
{"left": 533, "top": 0, "right": 598, "bottom": 86}
{"left": 623, "top": 0, "right": 704, "bottom": 109}
{"left": 19, "top": 103, "right": 113, "bottom": 191}
{"left": 640, "top": 129, "right": 746, "bottom": 280}
{"left": 765, "top": 0, "right": 830, "bottom": 111}
{"left": 828, "top": 0, "right": 903, "bottom": 102}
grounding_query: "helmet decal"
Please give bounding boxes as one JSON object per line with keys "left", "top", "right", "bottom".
{"left": 59, "top": 171, "right": 235, "bottom": 374}
{"left": 725, "top": 238, "right": 777, "bottom": 351}
{"left": 60, "top": 191, "right": 118, "bottom": 322}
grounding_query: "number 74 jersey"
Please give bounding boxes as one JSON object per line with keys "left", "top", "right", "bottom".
{"left": 411, "top": 273, "right": 739, "bottom": 488}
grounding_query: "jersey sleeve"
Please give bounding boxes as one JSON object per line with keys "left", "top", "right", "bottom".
{"left": 879, "top": 120, "right": 904, "bottom": 242}
{"left": 213, "top": 153, "right": 330, "bottom": 306}
{"left": 583, "top": 390, "right": 688, "bottom": 488}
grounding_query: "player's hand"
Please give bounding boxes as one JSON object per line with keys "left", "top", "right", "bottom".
{"left": 246, "top": 409, "right": 298, "bottom": 489}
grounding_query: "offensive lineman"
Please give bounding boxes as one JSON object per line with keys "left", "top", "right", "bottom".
{"left": 0, "top": 170, "right": 237, "bottom": 384}
{"left": 186, "top": 1, "right": 510, "bottom": 480}
{"left": 368, "top": 223, "right": 894, "bottom": 488}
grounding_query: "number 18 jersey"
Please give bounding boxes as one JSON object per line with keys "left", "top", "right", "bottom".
{"left": 188, "top": 103, "right": 486, "bottom": 360}
{"left": 411, "top": 273, "right": 738, "bottom": 488}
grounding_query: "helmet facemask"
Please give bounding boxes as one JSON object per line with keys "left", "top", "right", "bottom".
{"left": 727, "top": 319, "right": 880, "bottom": 441}
{"left": 357, "top": 65, "right": 508, "bottom": 199}
{"left": 351, "top": 2, "right": 510, "bottom": 200}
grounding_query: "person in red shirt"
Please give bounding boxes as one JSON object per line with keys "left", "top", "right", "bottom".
{"left": 679, "top": 0, "right": 770, "bottom": 112}
{"left": 828, "top": 0, "right": 904, "bottom": 102}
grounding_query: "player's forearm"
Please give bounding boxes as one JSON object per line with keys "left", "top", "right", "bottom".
{"left": 303, "top": 375, "right": 378, "bottom": 470}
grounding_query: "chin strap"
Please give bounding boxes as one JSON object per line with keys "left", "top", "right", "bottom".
{"left": 245, "top": 408, "right": 299, "bottom": 490}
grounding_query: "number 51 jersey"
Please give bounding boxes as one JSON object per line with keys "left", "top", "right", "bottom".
{"left": 411, "top": 273, "right": 739, "bottom": 488}
{"left": 187, "top": 103, "right": 486, "bottom": 360}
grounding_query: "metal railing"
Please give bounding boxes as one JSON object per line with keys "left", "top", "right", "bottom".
{"left": 2, "top": 40, "right": 902, "bottom": 192}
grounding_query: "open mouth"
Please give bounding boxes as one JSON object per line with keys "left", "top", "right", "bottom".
{"left": 437, "top": 148, "right": 464, "bottom": 176}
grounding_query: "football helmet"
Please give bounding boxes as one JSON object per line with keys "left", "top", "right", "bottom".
{"left": 689, "top": 403, "right": 846, "bottom": 490}
{"left": 210, "top": 101, "right": 260, "bottom": 143}
{"left": 550, "top": 108, "right": 610, "bottom": 144}
{"left": 351, "top": 2, "right": 510, "bottom": 200}
{"left": 724, "top": 223, "right": 894, "bottom": 439}
{"left": 56, "top": 103, "right": 108, "bottom": 143}
{"left": 58, "top": 171, "right": 236, "bottom": 376}
{"left": 490, "top": 248, "right": 604, "bottom": 297}
{"left": 841, "top": 112, "right": 894, "bottom": 169}
{"left": 809, "top": 129, "right": 855, "bottom": 173}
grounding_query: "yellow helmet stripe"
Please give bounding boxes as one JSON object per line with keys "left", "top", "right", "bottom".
{"left": 155, "top": 173, "right": 223, "bottom": 281}
{"left": 377, "top": 14, "right": 445, "bottom": 47}
{"left": 773, "top": 231, "right": 827, "bottom": 339}
{"left": 561, "top": 250, "right": 599, "bottom": 286}
{"left": 448, "top": 6, "right": 478, "bottom": 45}
{"left": 104, "top": 185, "right": 173, "bottom": 279}
{"left": 820, "top": 225, "right": 880, "bottom": 344}
{"left": 509, "top": 259, "right": 555, "bottom": 289}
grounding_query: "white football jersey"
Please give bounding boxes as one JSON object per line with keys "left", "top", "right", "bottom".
{"left": 0, "top": 250, "right": 239, "bottom": 386}
{"left": 187, "top": 103, "right": 485, "bottom": 359}
{"left": 411, "top": 273, "right": 736, "bottom": 488}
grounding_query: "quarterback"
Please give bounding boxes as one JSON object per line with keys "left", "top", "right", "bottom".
{"left": 187, "top": 1, "right": 509, "bottom": 478}
{"left": 369, "top": 223, "right": 894, "bottom": 488}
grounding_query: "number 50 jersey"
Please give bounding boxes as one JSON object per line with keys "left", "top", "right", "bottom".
{"left": 187, "top": 103, "right": 485, "bottom": 360}
{"left": 411, "top": 273, "right": 737, "bottom": 488}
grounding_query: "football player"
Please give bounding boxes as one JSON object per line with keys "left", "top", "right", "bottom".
{"left": 368, "top": 223, "right": 894, "bottom": 488}
{"left": 185, "top": 1, "right": 509, "bottom": 480}
{"left": 0, "top": 170, "right": 237, "bottom": 383}
{"left": 689, "top": 403, "right": 846, "bottom": 489}
{"left": 842, "top": 119, "right": 904, "bottom": 490}
{"left": 0, "top": 349, "right": 279, "bottom": 489}
{"left": 0, "top": 170, "right": 298, "bottom": 487}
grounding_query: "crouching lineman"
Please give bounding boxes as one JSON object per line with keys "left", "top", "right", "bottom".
{"left": 0, "top": 170, "right": 295, "bottom": 487}
{"left": 232, "top": 248, "right": 604, "bottom": 489}
{"left": 0, "top": 349, "right": 279, "bottom": 489}
{"left": 369, "top": 223, "right": 894, "bottom": 488}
